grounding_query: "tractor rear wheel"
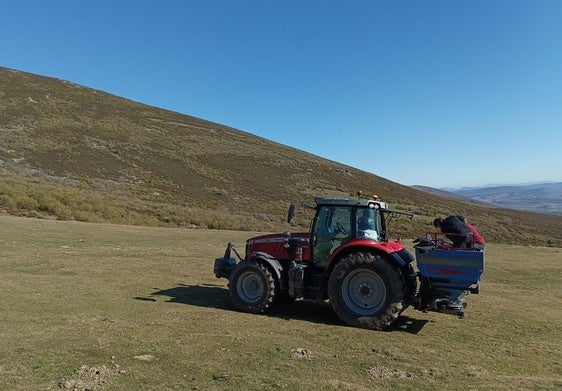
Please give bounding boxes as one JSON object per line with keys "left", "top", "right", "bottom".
{"left": 228, "top": 261, "right": 276, "bottom": 314}
{"left": 328, "top": 252, "right": 406, "bottom": 330}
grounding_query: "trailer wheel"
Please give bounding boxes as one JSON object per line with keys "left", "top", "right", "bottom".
{"left": 228, "top": 261, "right": 276, "bottom": 314}
{"left": 328, "top": 252, "right": 406, "bottom": 330}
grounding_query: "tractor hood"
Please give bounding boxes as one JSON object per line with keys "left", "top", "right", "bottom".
{"left": 246, "top": 232, "right": 310, "bottom": 261}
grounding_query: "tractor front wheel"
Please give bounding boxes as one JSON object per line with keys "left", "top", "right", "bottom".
{"left": 228, "top": 261, "right": 276, "bottom": 314}
{"left": 328, "top": 252, "right": 406, "bottom": 330}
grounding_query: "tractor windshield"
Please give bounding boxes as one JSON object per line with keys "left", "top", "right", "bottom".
{"left": 356, "top": 207, "right": 382, "bottom": 241}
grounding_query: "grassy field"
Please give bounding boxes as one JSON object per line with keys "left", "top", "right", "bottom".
{"left": 1, "top": 214, "right": 561, "bottom": 390}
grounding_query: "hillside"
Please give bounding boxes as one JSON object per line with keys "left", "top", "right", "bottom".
{"left": 411, "top": 185, "right": 477, "bottom": 203}
{"left": 1, "top": 66, "right": 562, "bottom": 246}
{"left": 451, "top": 183, "right": 562, "bottom": 216}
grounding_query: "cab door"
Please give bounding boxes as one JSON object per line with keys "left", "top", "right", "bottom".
{"left": 311, "top": 206, "right": 352, "bottom": 267}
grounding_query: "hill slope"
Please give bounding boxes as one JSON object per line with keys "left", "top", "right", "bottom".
{"left": 451, "top": 183, "right": 562, "bottom": 216}
{"left": 1, "top": 67, "right": 562, "bottom": 246}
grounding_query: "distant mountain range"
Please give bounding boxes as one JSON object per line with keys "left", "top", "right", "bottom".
{"left": 414, "top": 182, "right": 562, "bottom": 216}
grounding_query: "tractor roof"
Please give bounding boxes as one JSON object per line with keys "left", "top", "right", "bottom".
{"left": 314, "top": 197, "right": 389, "bottom": 211}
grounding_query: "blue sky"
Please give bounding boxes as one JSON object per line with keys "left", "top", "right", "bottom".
{"left": 2, "top": 1, "right": 561, "bottom": 188}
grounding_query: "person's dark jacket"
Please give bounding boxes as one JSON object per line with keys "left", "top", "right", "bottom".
{"left": 440, "top": 216, "right": 473, "bottom": 247}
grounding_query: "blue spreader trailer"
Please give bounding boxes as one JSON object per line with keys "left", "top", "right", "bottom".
{"left": 415, "top": 245, "right": 485, "bottom": 317}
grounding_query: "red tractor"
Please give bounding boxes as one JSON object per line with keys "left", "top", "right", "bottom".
{"left": 214, "top": 192, "right": 484, "bottom": 329}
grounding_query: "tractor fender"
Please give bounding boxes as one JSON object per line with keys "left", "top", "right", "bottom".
{"left": 388, "top": 247, "right": 415, "bottom": 267}
{"left": 328, "top": 241, "right": 414, "bottom": 271}
{"left": 249, "top": 251, "right": 287, "bottom": 290}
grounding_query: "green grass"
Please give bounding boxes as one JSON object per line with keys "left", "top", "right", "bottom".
{"left": 1, "top": 214, "right": 561, "bottom": 390}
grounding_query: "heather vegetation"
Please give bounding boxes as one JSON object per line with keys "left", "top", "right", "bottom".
{"left": 1, "top": 66, "right": 561, "bottom": 246}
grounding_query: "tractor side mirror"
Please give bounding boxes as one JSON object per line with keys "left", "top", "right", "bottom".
{"left": 287, "top": 203, "right": 296, "bottom": 223}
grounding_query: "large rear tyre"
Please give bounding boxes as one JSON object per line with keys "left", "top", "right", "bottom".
{"left": 228, "top": 261, "right": 276, "bottom": 314}
{"left": 328, "top": 252, "right": 406, "bottom": 330}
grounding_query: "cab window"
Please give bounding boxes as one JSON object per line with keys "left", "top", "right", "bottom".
{"left": 312, "top": 206, "right": 352, "bottom": 266}
{"left": 356, "top": 207, "right": 382, "bottom": 241}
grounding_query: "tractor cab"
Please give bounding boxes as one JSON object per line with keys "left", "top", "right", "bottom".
{"left": 307, "top": 197, "right": 389, "bottom": 267}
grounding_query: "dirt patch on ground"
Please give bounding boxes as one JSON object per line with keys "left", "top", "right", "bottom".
{"left": 366, "top": 365, "right": 414, "bottom": 381}
{"left": 291, "top": 348, "right": 313, "bottom": 360}
{"left": 59, "top": 363, "right": 124, "bottom": 390}
{"left": 133, "top": 354, "right": 154, "bottom": 361}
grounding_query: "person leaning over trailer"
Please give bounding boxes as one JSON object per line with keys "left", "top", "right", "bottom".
{"left": 456, "top": 216, "right": 486, "bottom": 250}
{"left": 464, "top": 220, "right": 486, "bottom": 250}
{"left": 433, "top": 216, "right": 474, "bottom": 248}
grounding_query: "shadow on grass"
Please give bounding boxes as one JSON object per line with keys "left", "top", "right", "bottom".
{"left": 142, "top": 283, "right": 233, "bottom": 308}
{"left": 388, "top": 315, "right": 430, "bottom": 334}
{"left": 139, "top": 284, "right": 428, "bottom": 333}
